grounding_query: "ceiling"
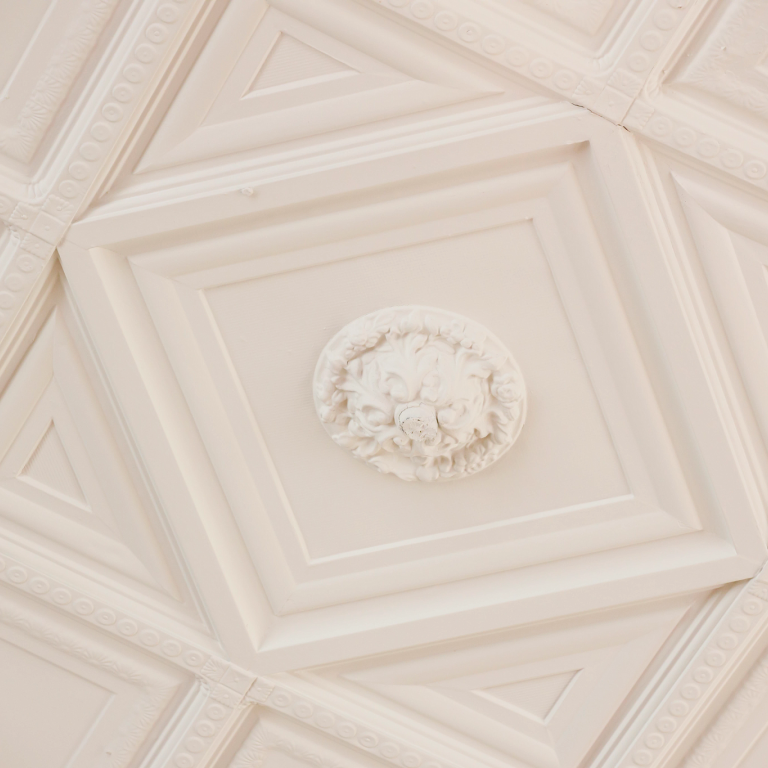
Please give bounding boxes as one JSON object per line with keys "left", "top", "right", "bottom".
{"left": 1, "top": 0, "right": 768, "bottom": 767}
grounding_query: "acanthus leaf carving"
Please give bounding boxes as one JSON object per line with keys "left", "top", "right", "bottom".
{"left": 313, "top": 306, "right": 526, "bottom": 481}
{"left": 260, "top": 684, "right": 454, "bottom": 768}
{"left": 0, "top": 0, "right": 121, "bottom": 163}
{"left": 231, "top": 715, "right": 371, "bottom": 768}
{"left": 678, "top": 0, "right": 768, "bottom": 119}
{"left": 683, "top": 654, "right": 768, "bottom": 768}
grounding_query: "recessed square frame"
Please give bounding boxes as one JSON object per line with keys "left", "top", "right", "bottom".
{"left": 63, "top": 110, "right": 766, "bottom": 669}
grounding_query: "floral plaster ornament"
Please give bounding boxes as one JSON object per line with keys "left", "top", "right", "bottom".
{"left": 313, "top": 306, "right": 527, "bottom": 481}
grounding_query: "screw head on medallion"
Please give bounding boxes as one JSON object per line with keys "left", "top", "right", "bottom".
{"left": 313, "top": 306, "right": 527, "bottom": 481}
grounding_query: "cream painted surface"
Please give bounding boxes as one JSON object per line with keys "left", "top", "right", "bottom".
{"left": 205, "top": 221, "right": 624, "bottom": 554}
{"left": 0, "top": 637, "right": 111, "bottom": 768}
{"left": 2, "top": 1, "right": 768, "bottom": 768}
{"left": 0, "top": 0, "right": 51, "bottom": 90}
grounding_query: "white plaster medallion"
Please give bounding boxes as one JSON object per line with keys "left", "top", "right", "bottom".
{"left": 313, "top": 306, "right": 527, "bottom": 481}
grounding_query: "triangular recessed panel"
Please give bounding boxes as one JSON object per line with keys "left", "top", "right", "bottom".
{"left": 0, "top": 268, "right": 210, "bottom": 635}
{"left": 20, "top": 423, "right": 88, "bottom": 509}
{"left": 132, "top": 1, "right": 525, "bottom": 175}
{"left": 300, "top": 603, "right": 687, "bottom": 768}
{"left": 477, "top": 669, "right": 579, "bottom": 722}
{"left": 248, "top": 33, "right": 353, "bottom": 94}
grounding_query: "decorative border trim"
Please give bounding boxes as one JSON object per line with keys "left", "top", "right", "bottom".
{"left": 624, "top": 100, "right": 768, "bottom": 193}
{"left": 0, "top": 546, "right": 254, "bottom": 691}
{"left": 0, "top": 0, "right": 209, "bottom": 336}
{"left": 0, "top": 587, "right": 178, "bottom": 768}
{"left": 0, "top": 0, "right": 121, "bottom": 163}
{"left": 109, "top": 687, "right": 177, "bottom": 768}
{"left": 0, "top": 4, "right": 766, "bottom": 768}
{"left": 164, "top": 679, "right": 251, "bottom": 768}
{"left": 314, "top": 306, "right": 526, "bottom": 482}
{"left": 231, "top": 713, "right": 365, "bottom": 768}
{"left": 683, "top": 650, "right": 768, "bottom": 768}
{"left": 260, "top": 682, "right": 460, "bottom": 768}
{"left": 0, "top": 196, "right": 72, "bottom": 328}
{"left": 0, "top": 586, "right": 160, "bottom": 683}
{"left": 369, "top": 0, "right": 695, "bottom": 123}
{"left": 597, "top": 567, "right": 768, "bottom": 768}
{"left": 135, "top": 674, "right": 274, "bottom": 768}
{"left": 250, "top": 571, "right": 768, "bottom": 768}
{"left": 673, "top": 0, "right": 768, "bottom": 118}
{"left": 0, "top": 581, "right": 264, "bottom": 768}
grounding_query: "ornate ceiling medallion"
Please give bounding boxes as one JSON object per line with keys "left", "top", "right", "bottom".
{"left": 313, "top": 306, "right": 527, "bottom": 481}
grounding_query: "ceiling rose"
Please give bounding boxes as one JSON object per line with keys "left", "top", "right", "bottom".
{"left": 313, "top": 306, "right": 527, "bottom": 481}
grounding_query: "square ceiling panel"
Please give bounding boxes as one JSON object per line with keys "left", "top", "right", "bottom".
{"left": 201, "top": 217, "right": 628, "bottom": 557}
{"left": 64, "top": 109, "right": 766, "bottom": 668}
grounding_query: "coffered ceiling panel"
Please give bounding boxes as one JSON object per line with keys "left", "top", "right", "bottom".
{"left": 0, "top": 262, "right": 216, "bottom": 643}
{"left": 626, "top": 0, "right": 768, "bottom": 198}
{"left": 62, "top": 107, "right": 766, "bottom": 671}
{"left": 279, "top": 598, "right": 692, "bottom": 768}
{"left": 2, "top": 1, "right": 768, "bottom": 768}
{"left": 98, "top": 0, "right": 548, "bottom": 206}
{"left": 0, "top": 0, "right": 122, "bottom": 169}
{"left": 690, "top": 647, "right": 768, "bottom": 768}
{"left": 0, "top": 0, "right": 214, "bottom": 370}
{"left": 228, "top": 710, "right": 394, "bottom": 768}
{"left": 362, "top": 0, "right": 701, "bottom": 123}
{"left": 0, "top": 583, "right": 188, "bottom": 768}
{"left": 133, "top": 0, "right": 526, "bottom": 176}
{"left": 671, "top": 0, "right": 768, "bottom": 124}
